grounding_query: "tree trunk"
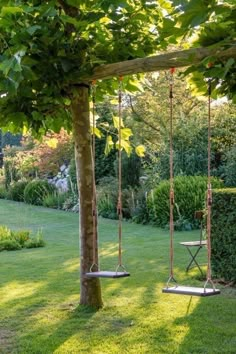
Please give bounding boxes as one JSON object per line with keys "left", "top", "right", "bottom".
{"left": 71, "top": 85, "right": 103, "bottom": 308}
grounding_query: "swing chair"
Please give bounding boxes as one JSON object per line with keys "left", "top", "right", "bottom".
{"left": 162, "top": 69, "right": 220, "bottom": 297}
{"left": 85, "top": 77, "right": 130, "bottom": 279}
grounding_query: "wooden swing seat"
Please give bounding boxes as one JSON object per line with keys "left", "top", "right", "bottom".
{"left": 162, "top": 285, "right": 220, "bottom": 297}
{"left": 85, "top": 271, "right": 130, "bottom": 278}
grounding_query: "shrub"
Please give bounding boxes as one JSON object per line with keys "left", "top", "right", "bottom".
{"left": 0, "top": 239, "right": 21, "bottom": 251}
{"left": 0, "top": 225, "right": 12, "bottom": 240}
{"left": 25, "top": 230, "right": 45, "bottom": 248}
{"left": 9, "top": 180, "right": 28, "bottom": 202}
{"left": 211, "top": 188, "right": 236, "bottom": 283}
{"left": 147, "top": 176, "right": 224, "bottom": 229}
{"left": 0, "top": 225, "right": 45, "bottom": 251}
{"left": 125, "top": 187, "right": 150, "bottom": 224}
{"left": 12, "top": 230, "right": 30, "bottom": 246}
{"left": 223, "top": 145, "right": 236, "bottom": 187}
{"left": 97, "top": 177, "right": 118, "bottom": 219}
{"left": 42, "top": 191, "right": 69, "bottom": 209}
{"left": 24, "top": 179, "right": 56, "bottom": 205}
{"left": 62, "top": 194, "right": 79, "bottom": 211}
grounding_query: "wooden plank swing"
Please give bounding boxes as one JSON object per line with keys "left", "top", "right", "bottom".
{"left": 85, "top": 78, "right": 130, "bottom": 279}
{"left": 162, "top": 69, "right": 220, "bottom": 297}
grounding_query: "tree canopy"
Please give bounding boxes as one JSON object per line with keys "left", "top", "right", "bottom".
{"left": 0, "top": 0, "right": 164, "bottom": 134}
{"left": 0, "top": 0, "right": 235, "bottom": 136}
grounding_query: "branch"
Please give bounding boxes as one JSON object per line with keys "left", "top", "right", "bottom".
{"left": 79, "top": 44, "right": 236, "bottom": 82}
{"left": 128, "top": 95, "right": 160, "bottom": 133}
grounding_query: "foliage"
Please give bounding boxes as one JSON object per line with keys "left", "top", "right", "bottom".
{"left": 148, "top": 176, "right": 224, "bottom": 229}
{"left": 8, "top": 180, "right": 28, "bottom": 202}
{"left": 127, "top": 74, "right": 236, "bottom": 184}
{"left": 0, "top": 184, "right": 8, "bottom": 199}
{"left": 0, "top": 224, "right": 45, "bottom": 251}
{"left": 67, "top": 158, "right": 78, "bottom": 195}
{"left": 211, "top": 188, "right": 236, "bottom": 282}
{"left": 33, "top": 129, "right": 73, "bottom": 178}
{"left": 42, "top": 191, "right": 69, "bottom": 209}
{"left": 0, "top": 1, "right": 164, "bottom": 134}
{"left": 94, "top": 102, "right": 117, "bottom": 181}
{"left": 25, "top": 230, "right": 45, "bottom": 248}
{"left": 120, "top": 152, "right": 142, "bottom": 188}
{"left": 97, "top": 176, "right": 118, "bottom": 219}
{"left": 2, "top": 131, "right": 22, "bottom": 147}
{"left": 222, "top": 145, "right": 236, "bottom": 187}
{"left": 24, "top": 179, "right": 56, "bottom": 206}
{"left": 125, "top": 186, "right": 150, "bottom": 224}
{"left": 161, "top": 1, "right": 236, "bottom": 100}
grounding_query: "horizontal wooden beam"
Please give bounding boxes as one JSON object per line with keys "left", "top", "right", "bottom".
{"left": 82, "top": 44, "right": 236, "bottom": 81}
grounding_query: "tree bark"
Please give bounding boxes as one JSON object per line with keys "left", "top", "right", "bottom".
{"left": 80, "top": 44, "right": 236, "bottom": 81}
{"left": 71, "top": 85, "right": 103, "bottom": 308}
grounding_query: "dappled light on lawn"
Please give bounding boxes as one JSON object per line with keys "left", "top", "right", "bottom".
{"left": 0, "top": 281, "right": 46, "bottom": 305}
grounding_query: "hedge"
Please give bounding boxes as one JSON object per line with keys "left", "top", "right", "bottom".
{"left": 147, "top": 176, "right": 223, "bottom": 229}
{"left": 211, "top": 188, "right": 236, "bottom": 283}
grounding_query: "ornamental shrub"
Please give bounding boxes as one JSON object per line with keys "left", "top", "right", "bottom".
{"left": 0, "top": 225, "right": 45, "bottom": 251}
{"left": 42, "top": 191, "right": 69, "bottom": 209}
{"left": 211, "top": 188, "right": 236, "bottom": 283}
{"left": 147, "top": 176, "right": 223, "bottom": 229}
{"left": 9, "top": 180, "right": 28, "bottom": 202}
{"left": 24, "top": 179, "right": 56, "bottom": 205}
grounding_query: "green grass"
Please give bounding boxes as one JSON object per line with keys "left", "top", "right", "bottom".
{"left": 0, "top": 199, "right": 235, "bottom": 354}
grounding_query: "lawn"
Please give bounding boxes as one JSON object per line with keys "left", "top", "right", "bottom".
{"left": 0, "top": 199, "right": 235, "bottom": 354}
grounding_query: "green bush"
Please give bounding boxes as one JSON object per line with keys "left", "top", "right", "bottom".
{"left": 42, "top": 191, "right": 69, "bottom": 209}
{"left": 0, "top": 225, "right": 45, "bottom": 251}
{"left": 25, "top": 230, "right": 45, "bottom": 248}
{"left": 0, "top": 239, "right": 21, "bottom": 251}
{"left": 97, "top": 177, "right": 118, "bottom": 219}
{"left": 9, "top": 180, "right": 28, "bottom": 202}
{"left": 24, "top": 179, "right": 56, "bottom": 205}
{"left": 0, "top": 225, "right": 12, "bottom": 240}
{"left": 0, "top": 185, "right": 8, "bottom": 199}
{"left": 13, "top": 230, "right": 30, "bottom": 246}
{"left": 211, "top": 188, "right": 236, "bottom": 283}
{"left": 148, "top": 176, "right": 224, "bottom": 229}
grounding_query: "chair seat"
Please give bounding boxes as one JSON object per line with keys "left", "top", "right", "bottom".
{"left": 180, "top": 240, "right": 207, "bottom": 247}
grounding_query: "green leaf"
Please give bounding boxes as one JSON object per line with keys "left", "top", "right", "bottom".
{"left": 120, "top": 128, "right": 133, "bottom": 141}
{"left": 116, "top": 139, "right": 133, "bottom": 156}
{"left": 1, "top": 7, "right": 24, "bottom": 15}
{"left": 26, "top": 25, "right": 41, "bottom": 36}
{"left": 135, "top": 145, "right": 146, "bottom": 157}
{"left": 91, "top": 126, "right": 102, "bottom": 138}
{"left": 105, "top": 135, "right": 114, "bottom": 155}
{"left": 113, "top": 115, "right": 124, "bottom": 129}
{"left": 0, "top": 58, "right": 15, "bottom": 76}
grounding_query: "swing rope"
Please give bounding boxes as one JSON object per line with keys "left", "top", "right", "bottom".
{"left": 117, "top": 76, "right": 125, "bottom": 272}
{"left": 163, "top": 72, "right": 219, "bottom": 296}
{"left": 90, "top": 80, "right": 98, "bottom": 272}
{"left": 204, "top": 79, "right": 216, "bottom": 291}
{"left": 86, "top": 77, "right": 129, "bottom": 278}
{"left": 167, "top": 68, "right": 177, "bottom": 286}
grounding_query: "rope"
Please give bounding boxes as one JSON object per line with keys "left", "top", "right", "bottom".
{"left": 90, "top": 80, "right": 98, "bottom": 271}
{"left": 167, "top": 68, "right": 177, "bottom": 286}
{"left": 117, "top": 76, "right": 123, "bottom": 268}
{"left": 204, "top": 79, "right": 215, "bottom": 290}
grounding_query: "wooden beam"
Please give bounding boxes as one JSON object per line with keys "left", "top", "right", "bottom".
{"left": 82, "top": 44, "right": 236, "bottom": 81}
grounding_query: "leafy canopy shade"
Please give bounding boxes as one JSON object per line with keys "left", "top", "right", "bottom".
{"left": 0, "top": 0, "right": 163, "bottom": 134}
